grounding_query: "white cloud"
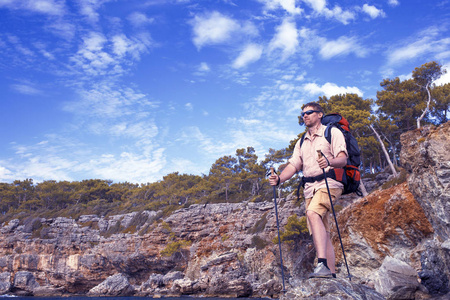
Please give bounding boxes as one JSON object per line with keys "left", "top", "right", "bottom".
{"left": 191, "top": 11, "right": 257, "bottom": 49}
{"left": 386, "top": 27, "right": 450, "bottom": 66}
{"left": 362, "top": 4, "right": 386, "bottom": 19}
{"left": 63, "top": 83, "right": 157, "bottom": 122}
{"left": 232, "top": 43, "right": 263, "bottom": 69}
{"left": 435, "top": 63, "right": 450, "bottom": 85}
{"left": 322, "top": 6, "right": 356, "bottom": 25}
{"left": 84, "top": 149, "right": 166, "bottom": 183}
{"left": 258, "top": 0, "right": 302, "bottom": 15}
{"left": 191, "top": 11, "right": 240, "bottom": 49}
{"left": 268, "top": 18, "right": 299, "bottom": 60}
{"left": 303, "top": 0, "right": 326, "bottom": 12}
{"left": 5, "top": 143, "right": 167, "bottom": 184}
{"left": 319, "top": 36, "right": 367, "bottom": 59}
{"left": 388, "top": 0, "right": 400, "bottom": 7}
{"left": 128, "top": 12, "right": 154, "bottom": 27}
{"left": 11, "top": 83, "right": 43, "bottom": 95}
{"left": 179, "top": 126, "right": 237, "bottom": 156}
{"left": 0, "top": 0, "right": 66, "bottom": 16}
{"left": 70, "top": 31, "right": 151, "bottom": 76}
{"left": 302, "top": 82, "right": 363, "bottom": 97}
{"left": 185, "top": 103, "right": 194, "bottom": 111}
{"left": 0, "top": 165, "right": 14, "bottom": 182}
{"left": 198, "top": 62, "right": 210, "bottom": 72}
{"left": 77, "top": 0, "right": 114, "bottom": 23}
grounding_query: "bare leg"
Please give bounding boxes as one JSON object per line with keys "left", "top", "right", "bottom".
{"left": 306, "top": 210, "right": 328, "bottom": 260}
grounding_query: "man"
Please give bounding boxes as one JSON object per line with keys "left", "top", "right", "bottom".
{"left": 269, "top": 102, "right": 347, "bottom": 278}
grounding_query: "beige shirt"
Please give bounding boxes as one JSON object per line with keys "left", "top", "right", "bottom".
{"left": 288, "top": 124, "right": 348, "bottom": 199}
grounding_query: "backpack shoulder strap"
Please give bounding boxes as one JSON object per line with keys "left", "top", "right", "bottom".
{"left": 324, "top": 124, "right": 333, "bottom": 144}
{"left": 299, "top": 132, "right": 306, "bottom": 148}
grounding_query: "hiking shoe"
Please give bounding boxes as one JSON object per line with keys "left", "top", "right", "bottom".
{"left": 308, "top": 262, "right": 332, "bottom": 278}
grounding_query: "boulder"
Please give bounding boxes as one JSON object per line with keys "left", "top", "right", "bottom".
{"left": 206, "top": 277, "right": 252, "bottom": 297}
{"left": 172, "top": 278, "right": 202, "bottom": 294}
{"left": 418, "top": 239, "right": 450, "bottom": 295}
{"left": 162, "top": 271, "right": 184, "bottom": 286}
{"left": 88, "top": 273, "right": 134, "bottom": 296}
{"left": 12, "top": 271, "right": 40, "bottom": 294}
{"left": 0, "top": 272, "right": 11, "bottom": 295}
{"left": 33, "top": 286, "right": 65, "bottom": 297}
{"left": 140, "top": 273, "right": 164, "bottom": 292}
{"left": 281, "top": 278, "right": 384, "bottom": 300}
{"left": 372, "top": 256, "right": 420, "bottom": 299}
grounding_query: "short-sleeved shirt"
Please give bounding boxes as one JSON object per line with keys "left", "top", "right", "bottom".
{"left": 288, "top": 124, "right": 348, "bottom": 199}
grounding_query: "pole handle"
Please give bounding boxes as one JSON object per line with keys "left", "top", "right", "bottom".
{"left": 317, "top": 150, "right": 323, "bottom": 159}
{"left": 270, "top": 167, "right": 275, "bottom": 176}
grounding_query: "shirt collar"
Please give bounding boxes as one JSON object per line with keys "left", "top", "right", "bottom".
{"left": 304, "top": 124, "right": 325, "bottom": 140}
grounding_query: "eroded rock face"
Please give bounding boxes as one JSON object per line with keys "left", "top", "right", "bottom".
{"left": 12, "top": 271, "right": 40, "bottom": 295}
{"left": 281, "top": 278, "right": 385, "bottom": 300}
{"left": 400, "top": 122, "right": 450, "bottom": 240}
{"left": 88, "top": 273, "right": 134, "bottom": 296}
{"left": 372, "top": 256, "right": 420, "bottom": 300}
{"left": 0, "top": 272, "right": 11, "bottom": 295}
{"left": 399, "top": 122, "right": 450, "bottom": 296}
{"left": 0, "top": 198, "right": 303, "bottom": 297}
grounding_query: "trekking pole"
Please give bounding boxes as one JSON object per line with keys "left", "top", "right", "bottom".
{"left": 271, "top": 167, "right": 287, "bottom": 293}
{"left": 317, "top": 151, "right": 352, "bottom": 281}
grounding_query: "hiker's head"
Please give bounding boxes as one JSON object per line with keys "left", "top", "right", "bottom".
{"left": 302, "top": 102, "right": 324, "bottom": 127}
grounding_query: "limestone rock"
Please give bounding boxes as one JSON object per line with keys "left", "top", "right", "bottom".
{"left": 372, "top": 256, "right": 420, "bottom": 299}
{"left": 0, "top": 272, "right": 11, "bottom": 295}
{"left": 140, "top": 273, "right": 164, "bottom": 292}
{"left": 206, "top": 277, "right": 252, "bottom": 297}
{"left": 33, "top": 286, "right": 65, "bottom": 297}
{"left": 162, "top": 271, "right": 184, "bottom": 286}
{"left": 12, "top": 271, "right": 40, "bottom": 294}
{"left": 418, "top": 239, "right": 450, "bottom": 295}
{"left": 1, "top": 219, "right": 19, "bottom": 233}
{"left": 281, "top": 278, "right": 384, "bottom": 300}
{"left": 172, "top": 278, "right": 202, "bottom": 294}
{"left": 400, "top": 122, "right": 450, "bottom": 240}
{"left": 88, "top": 273, "right": 134, "bottom": 296}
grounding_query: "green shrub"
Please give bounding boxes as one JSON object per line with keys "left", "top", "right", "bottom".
{"left": 247, "top": 212, "right": 268, "bottom": 234}
{"left": 160, "top": 240, "right": 192, "bottom": 257}
{"left": 251, "top": 235, "right": 268, "bottom": 250}
{"left": 381, "top": 168, "right": 408, "bottom": 190}
{"left": 273, "top": 214, "right": 309, "bottom": 244}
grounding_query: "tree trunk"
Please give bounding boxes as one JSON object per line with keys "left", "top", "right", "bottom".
{"left": 359, "top": 180, "right": 369, "bottom": 197}
{"left": 370, "top": 124, "right": 398, "bottom": 177}
{"left": 417, "top": 83, "right": 432, "bottom": 129}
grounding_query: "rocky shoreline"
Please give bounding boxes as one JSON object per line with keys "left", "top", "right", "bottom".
{"left": 0, "top": 122, "right": 449, "bottom": 299}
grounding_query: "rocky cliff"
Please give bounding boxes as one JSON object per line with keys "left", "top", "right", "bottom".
{"left": 0, "top": 122, "right": 449, "bottom": 299}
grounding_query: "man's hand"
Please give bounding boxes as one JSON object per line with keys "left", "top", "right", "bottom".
{"left": 317, "top": 156, "right": 329, "bottom": 169}
{"left": 317, "top": 151, "right": 347, "bottom": 169}
{"left": 269, "top": 174, "right": 279, "bottom": 186}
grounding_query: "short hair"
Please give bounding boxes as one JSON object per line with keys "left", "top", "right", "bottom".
{"left": 302, "top": 102, "right": 324, "bottom": 115}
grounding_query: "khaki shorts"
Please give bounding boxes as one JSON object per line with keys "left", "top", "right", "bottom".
{"left": 305, "top": 188, "right": 342, "bottom": 234}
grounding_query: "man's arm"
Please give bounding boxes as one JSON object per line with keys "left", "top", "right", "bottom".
{"left": 269, "top": 163, "right": 298, "bottom": 186}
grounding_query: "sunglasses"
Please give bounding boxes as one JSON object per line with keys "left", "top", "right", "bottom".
{"left": 301, "top": 110, "right": 321, "bottom": 117}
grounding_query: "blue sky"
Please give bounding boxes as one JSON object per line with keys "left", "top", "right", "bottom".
{"left": 1, "top": 0, "right": 449, "bottom": 184}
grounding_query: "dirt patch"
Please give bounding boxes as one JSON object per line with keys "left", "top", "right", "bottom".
{"left": 336, "top": 182, "right": 433, "bottom": 258}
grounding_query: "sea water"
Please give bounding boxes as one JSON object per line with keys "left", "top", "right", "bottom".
{"left": 0, "top": 297, "right": 271, "bottom": 300}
